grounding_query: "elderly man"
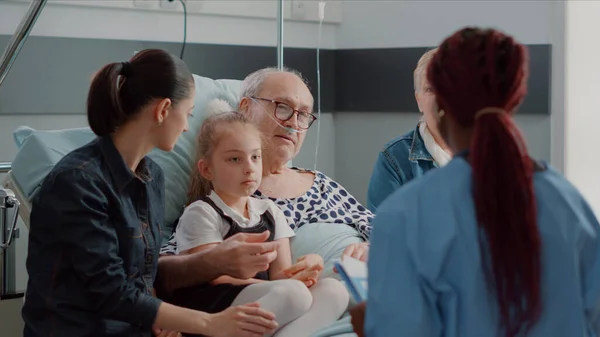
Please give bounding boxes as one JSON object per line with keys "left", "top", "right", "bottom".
{"left": 157, "top": 67, "right": 372, "bottom": 297}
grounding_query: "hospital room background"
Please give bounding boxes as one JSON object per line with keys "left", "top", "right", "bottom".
{"left": 0, "top": 0, "right": 592, "bottom": 335}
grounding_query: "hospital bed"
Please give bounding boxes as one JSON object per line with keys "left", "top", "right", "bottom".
{"left": 2, "top": 73, "right": 359, "bottom": 337}
{"left": 0, "top": 1, "right": 359, "bottom": 335}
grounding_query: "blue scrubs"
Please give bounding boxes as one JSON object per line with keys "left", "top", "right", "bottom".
{"left": 365, "top": 156, "right": 600, "bottom": 337}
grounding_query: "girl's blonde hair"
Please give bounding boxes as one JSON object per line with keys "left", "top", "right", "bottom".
{"left": 186, "top": 100, "right": 261, "bottom": 205}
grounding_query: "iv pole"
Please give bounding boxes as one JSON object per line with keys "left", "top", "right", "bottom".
{"left": 277, "top": 0, "right": 292, "bottom": 168}
{"left": 277, "top": 0, "right": 284, "bottom": 70}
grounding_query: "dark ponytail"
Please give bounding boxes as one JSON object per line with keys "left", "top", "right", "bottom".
{"left": 87, "top": 49, "right": 194, "bottom": 136}
{"left": 427, "top": 28, "right": 541, "bottom": 336}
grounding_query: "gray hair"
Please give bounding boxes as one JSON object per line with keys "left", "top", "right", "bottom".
{"left": 239, "top": 66, "right": 308, "bottom": 99}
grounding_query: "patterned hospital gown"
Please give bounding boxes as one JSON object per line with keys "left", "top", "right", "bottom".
{"left": 160, "top": 169, "right": 374, "bottom": 255}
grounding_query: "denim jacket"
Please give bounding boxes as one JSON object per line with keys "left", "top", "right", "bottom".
{"left": 23, "top": 136, "right": 164, "bottom": 337}
{"left": 367, "top": 122, "right": 438, "bottom": 212}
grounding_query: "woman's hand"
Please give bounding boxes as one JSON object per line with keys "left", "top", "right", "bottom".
{"left": 205, "top": 303, "right": 278, "bottom": 337}
{"left": 350, "top": 302, "right": 367, "bottom": 337}
{"left": 283, "top": 254, "right": 324, "bottom": 287}
{"left": 152, "top": 326, "right": 181, "bottom": 337}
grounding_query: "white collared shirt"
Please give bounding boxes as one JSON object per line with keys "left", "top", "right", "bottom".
{"left": 175, "top": 191, "right": 295, "bottom": 254}
{"left": 419, "top": 122, "right": 452, "bottom": 167}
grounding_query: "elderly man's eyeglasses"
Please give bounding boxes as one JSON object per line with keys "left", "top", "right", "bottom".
{"left": 251, "top": 97, "right": 317, "bottom": 130}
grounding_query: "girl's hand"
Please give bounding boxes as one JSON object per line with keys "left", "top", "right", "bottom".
{"left": 283, "top": 254, "right": 324, "bottom": 287}
{"left": 205, "top": 303, "right": 278, "bottom": 337}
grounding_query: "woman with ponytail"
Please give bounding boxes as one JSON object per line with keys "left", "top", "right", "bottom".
{"left": 352, "top": 27, "right": 600, "bottom": 337}
{"left": 23, "top": 49, "right": 277, "bottom": 337}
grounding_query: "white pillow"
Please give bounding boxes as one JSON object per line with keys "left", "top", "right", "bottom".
{"left": 148, "top": 75, "right": 242, "bottom": 240}
{"left": 10, "top": 74, "right": 243, "bottom": 242}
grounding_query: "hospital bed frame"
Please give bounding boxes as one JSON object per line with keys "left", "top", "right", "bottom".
{"left": 0, "top": 0, "right": 286, "bottom": 300}
{"left": 1, "top": 163, "right": 22, "bottom": 300}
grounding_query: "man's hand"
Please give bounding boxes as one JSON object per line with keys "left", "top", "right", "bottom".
{"left": 342, "top": 242, "right": 369, "bottom": 262}
{"left": 211, "top": 231, "right": 280, "bottom": 279}
{"left": 350, "top": 302, "right": 367, "bottom": 337}
{"left": 156, "top": 231, "right": 279, "bottom": 295}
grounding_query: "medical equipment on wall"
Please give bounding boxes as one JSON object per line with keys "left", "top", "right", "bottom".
{"left": 313, "top": 1, "right": 326, "bottom": 171}
{"left": 166, "top": 0, "right": 188, "bottom": 59}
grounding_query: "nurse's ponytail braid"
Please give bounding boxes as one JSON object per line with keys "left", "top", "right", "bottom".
{"left": 427, "top": 27, "right": 541, "bottom": 337}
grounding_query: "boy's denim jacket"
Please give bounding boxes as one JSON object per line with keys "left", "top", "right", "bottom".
{"left": 367, "top": 122, "right": 438, "bottom": 212}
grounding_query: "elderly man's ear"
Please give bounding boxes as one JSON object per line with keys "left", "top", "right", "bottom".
{"left": 238, "top": 97, "right": 252, "bottom": 115}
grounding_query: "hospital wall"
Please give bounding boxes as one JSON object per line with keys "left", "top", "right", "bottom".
{"left": 0, "top": 1, "right": 558, "bottom": 203}
{"left": 0, "top": 0, "right": 340, "bottom": 179}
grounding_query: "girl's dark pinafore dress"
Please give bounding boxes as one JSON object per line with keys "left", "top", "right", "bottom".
{"left": 170, "top": 196, "right": 276, "bottom": 319}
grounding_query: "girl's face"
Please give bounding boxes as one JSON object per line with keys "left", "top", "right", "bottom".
{"left": 199, "top": 123, "right": 263, "bottom": 200}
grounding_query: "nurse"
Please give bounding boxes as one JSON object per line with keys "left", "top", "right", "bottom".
{"left": 353, "top": 27, "right": 600, "bottom": 337}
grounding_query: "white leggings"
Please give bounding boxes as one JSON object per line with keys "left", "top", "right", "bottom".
{"left": 231, "top": 278, "right": 349, "bottom": 337}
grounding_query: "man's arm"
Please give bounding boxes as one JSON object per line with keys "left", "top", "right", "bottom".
{"left": 156, "top": 231, "right": 279, "bottom": 296}
{"left": 156, "top": 250, "right": 222, "bottom": 296}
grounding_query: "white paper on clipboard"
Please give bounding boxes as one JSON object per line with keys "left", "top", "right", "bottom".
{"left": 334, "top": 256, "right": 368, "bottom": 303}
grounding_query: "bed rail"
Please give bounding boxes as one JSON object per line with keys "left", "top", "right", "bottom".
{"left": 0, "top": 0, "right": 48, "bottom": 88}
{"left": 0, "top": 162, "right": 11, "bottom": 173}
{"left": 1, "top": 161, "right": 22, "bottom": 299}
{"left": 0, "top": 186, "right": 21, "bottom": 299}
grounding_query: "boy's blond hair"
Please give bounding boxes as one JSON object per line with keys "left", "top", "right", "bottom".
{"left": 413, "top": 48, "right": 438, "bottom": 92}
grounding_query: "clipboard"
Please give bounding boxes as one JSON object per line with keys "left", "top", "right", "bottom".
{"left": 334, "top": 256, "right": 368, "bottom": 303}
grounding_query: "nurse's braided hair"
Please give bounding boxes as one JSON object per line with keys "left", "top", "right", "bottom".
{"left": 427, "top": 27, "right": 540, "bottom": 336}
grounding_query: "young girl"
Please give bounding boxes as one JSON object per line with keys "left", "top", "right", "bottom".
{"left": 170, "top": 103, "right": 349, "bottom": 337}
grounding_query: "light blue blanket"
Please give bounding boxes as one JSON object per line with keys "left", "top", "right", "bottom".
{"left": 312, "top": 315, "right": 356, "bottom": 337}
{"left": 290, "top": 222, "right": 362, "bottom": 337}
